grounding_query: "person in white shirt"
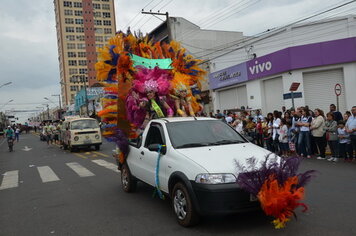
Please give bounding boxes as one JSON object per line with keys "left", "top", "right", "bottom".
{"left": 272, "top": 110, "right": 281, "bottom": 154}
{"left": 296, "top": 107, "right": 312, "bottom": 158}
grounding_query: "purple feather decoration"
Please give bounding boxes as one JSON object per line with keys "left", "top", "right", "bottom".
{"left": 235, "top": 154, "right": 316, "bottom": 196}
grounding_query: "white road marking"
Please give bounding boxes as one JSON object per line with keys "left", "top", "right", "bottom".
{"left": 91, "top": 159, "right": 119, "bottom": 173}
{"left": 37, "top": 166, "right": 60, "bottom": 183}
{"left": 0, "top": 170, "right": 19, "bottom": 190}
{"left": 66, "top": 162, "right": 95, "bottom": 177}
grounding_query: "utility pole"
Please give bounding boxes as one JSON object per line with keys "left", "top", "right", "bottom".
{"left": 141, "top": 11, "right": 172, "bottom": 41}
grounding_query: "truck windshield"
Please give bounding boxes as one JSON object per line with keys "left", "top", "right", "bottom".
{"left": 166, "top": 120, "right": 246, "bottom": 149}
{"left": 71, "top": 120, "right": 99, "bottom": 130}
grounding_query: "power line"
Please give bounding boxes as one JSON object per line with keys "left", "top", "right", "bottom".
{"left": 196, "top": 0, "right": 356, "bottom": 63}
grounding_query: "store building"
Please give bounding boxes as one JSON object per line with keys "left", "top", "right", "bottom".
{"left": 209, "top": 16, "right": 356, "bottom": 114}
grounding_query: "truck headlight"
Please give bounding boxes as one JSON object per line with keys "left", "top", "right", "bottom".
{"left": 74, "top": 136, "right": 79, "bottom": 141}
{"left": 195, "top": 173, "right": 236, "bottom": 184}
{"left": 95, "top": 134, "right": 100, "bottom": 139}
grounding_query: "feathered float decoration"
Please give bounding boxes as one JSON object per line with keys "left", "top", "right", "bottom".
{"left": 95, "top": 30, "right": 206, "bottom": 164}
{"left": 235, "top": 155, "right": 316, "bottom": 229}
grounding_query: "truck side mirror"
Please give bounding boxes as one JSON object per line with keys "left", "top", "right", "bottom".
{"left": 147, "top": 144, "right": 166, "bottom": 154}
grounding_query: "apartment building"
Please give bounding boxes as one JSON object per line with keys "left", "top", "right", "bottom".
{"left": 54, "top": 0, "right": 116, "bottom": 106}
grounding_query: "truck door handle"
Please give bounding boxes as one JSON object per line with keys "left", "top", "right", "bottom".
{"left": 140, "top": 151, "right": 144, "bottom": 155}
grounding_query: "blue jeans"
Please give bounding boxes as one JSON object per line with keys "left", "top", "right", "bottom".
{"left": 298, "top": 131, "right": 311, "bottom": 156}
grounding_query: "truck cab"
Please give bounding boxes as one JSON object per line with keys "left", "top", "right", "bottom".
{"left": 119, "top": 117, "right": 271, "bottom": 226}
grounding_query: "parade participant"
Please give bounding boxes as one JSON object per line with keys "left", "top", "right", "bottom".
{"left": 171, "top": 83, "right": 195, "bottom": 117}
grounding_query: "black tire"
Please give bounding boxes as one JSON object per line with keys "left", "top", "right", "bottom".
{"left": 95, "top": 145, "right": 100, "bottom": 151}
{"left": 121, "top": 163, "right": 137, "bottom": 193}
{"left": 63, "top": 143, "right": 68, "bottom": 150}
{"left": 172, "top": 182, "right": 200, "bottom": 227}
{"left": 69, "top": 143, "right": 75, "bottom": 152}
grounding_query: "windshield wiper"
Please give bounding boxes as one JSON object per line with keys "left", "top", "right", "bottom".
{"left": 209, "top": 140, "right": 245, "bottom": 146}
{"left": 175, "top": 143, "right": 210, "bottom": 149}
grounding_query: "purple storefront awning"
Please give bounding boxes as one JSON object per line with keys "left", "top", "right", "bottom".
{"left": 210, "top": 37, "right": 356, "bottom": 90}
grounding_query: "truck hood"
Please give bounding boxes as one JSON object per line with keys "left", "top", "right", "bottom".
{"left": 175, "top": 143, "right": 273, "bottom": 175}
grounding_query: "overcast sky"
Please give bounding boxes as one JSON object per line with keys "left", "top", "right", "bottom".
{"left": 0, "top": 0, "right": 354, "bottom": 123}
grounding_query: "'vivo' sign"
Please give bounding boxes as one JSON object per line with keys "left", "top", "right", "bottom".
{"left": 248, "top": 60, "right": 272, "bottom": 75}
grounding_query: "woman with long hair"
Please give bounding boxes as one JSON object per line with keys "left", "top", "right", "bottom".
{"left": 311, "top": 109, "right": 326, "bottom": 160}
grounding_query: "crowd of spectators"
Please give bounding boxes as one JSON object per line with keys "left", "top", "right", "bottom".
{"left": 212, "top": 104, "right": 356, "bottom": 162}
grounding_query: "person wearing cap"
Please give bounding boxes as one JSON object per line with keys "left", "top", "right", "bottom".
{"left": 4, "top": 126, "right": 14, "bottom": 141}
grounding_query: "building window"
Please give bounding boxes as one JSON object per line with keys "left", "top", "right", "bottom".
{"left": 75, "top": 18, "right": 83, "bottom": 24}
{"left": 95, "top": 36, "right": 103, "bottom": 42}
{"left": 103, "top": 12, "right": 111, "bottom": 18}
{"left": 104, "top": 36, "right": 111, "bottom": 41}
{"left": 93, "top": 3, "right": 101, "bottom": 9}
{"left": 76, "top": 35, "right": 85, "bottom": 41}
{"left": 69, "top": 68, "right": 78, "bottom": 75}
{"left": 63, "top": 1, "right": 72, "bottom": 7}
{"left": 65, "top": 27, "right": 75, "bottom": 33}
{"left": 73, "top": 2, "right": 82, "bottom": 8}
{"left": 102, "top": 4, "right": 110, "bottom": 10}
{"left": 78, "top": 52, "right": 87, "bottom": 57}
{"left": 103, "top": 20, "right": 111, "bottom": 26}
{"left": 78, "top": 60, "right": 87, "bottom": 66}
{"left": 94, "top": 20, "right": 102, "bottom": 26}
{"left": 75, "top": 27, "right": 84, "bottom": 33}
{"left": 64, "top": 9, "right": 73, "bottom": 16}
{"left": 95, "top": 28, "right": 103, "bottom": 34}
{"left": 79, "top": 68, "right": 88, "bottom": 74}
{"left": 102, "top": 0, "right": 109, "bottom": 2}
{"left": 66, "top": 35, "right": 75, "bottom": 41}
{"left": 67, "top": 43, "right": 76, "bottom": 49}
{"left": 65, "top": 18, "right": 74, "bottom": 24}
{"left": 74, "top": 10, "right": 82, "bottom": 16}
{"left": 96, "top": 44, "right": 104, "bottom": 49}
{"left": 94, "top": 12, "right": 101, "bottom": 17}
{"left": 104, "top": 28, "right": 112, "bottom": 34}
{"left": 68, "top": 60, "right": 77, "bottom": 66}
{"left": 67, "top": 52, "right": 76, "bottom": 57}
{"left": 77, "top": 43, "right": 86, "bottom": 49}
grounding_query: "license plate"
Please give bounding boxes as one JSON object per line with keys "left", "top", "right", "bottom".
{"left": 250, "top": 194, "right": 258, "bottom": 202}
{"left": 84, "top": 140, "right": 92, "bottom": 144}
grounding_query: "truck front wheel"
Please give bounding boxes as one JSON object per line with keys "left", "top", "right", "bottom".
{"left": 121, "top": 163, "right": 137, "bottom": 193}
{"left": 172, "top": 182, "right": 200, "bottom": 227}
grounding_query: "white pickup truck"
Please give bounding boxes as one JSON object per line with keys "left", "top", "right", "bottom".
{"left": 118, "top": 117, "right": 270, "bottom": 226}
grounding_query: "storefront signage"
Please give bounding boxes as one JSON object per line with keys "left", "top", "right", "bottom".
{"left": 209, "top": 62, "right": 248, "bottom": 90}
{"left": 210, "top": 37, "right": 356, "bottom": 88}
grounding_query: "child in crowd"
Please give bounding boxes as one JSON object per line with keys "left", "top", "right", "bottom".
{"left": 337, "top": 121, "right": 353, "bottom": 162}
{"left": 279, "top": 118, "right": 289, "bottom": 158}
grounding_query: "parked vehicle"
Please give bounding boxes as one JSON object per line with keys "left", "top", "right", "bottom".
{"left": 61, "top": 117, "right": 102, "bottom": 152}
{"left": 118, "top": 117, "right": 271, "bottom": 226}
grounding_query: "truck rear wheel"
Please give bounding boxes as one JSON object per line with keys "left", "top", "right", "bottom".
{"left": 121, "top": 163, "right": 137, "bottom": 193}
{"left": 172, "top": 182, "right": 200, "bottom": 227}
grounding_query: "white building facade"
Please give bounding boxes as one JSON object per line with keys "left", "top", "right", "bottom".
{"left": 209, "top": 16, "right": 356, "bottom": 114}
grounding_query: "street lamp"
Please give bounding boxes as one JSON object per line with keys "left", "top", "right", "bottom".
{"left": 51, "top": 94, "right": 62, "bottom": 120}
{"left": 0, "top": 82, "right": 12, "bottom": 89}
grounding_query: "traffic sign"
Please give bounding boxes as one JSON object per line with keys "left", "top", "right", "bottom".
{"left": 334, "top": 83, "right": 342, "bottom": 96}
{"left": 289, "top": 82, "right": 300, "bottom": 92}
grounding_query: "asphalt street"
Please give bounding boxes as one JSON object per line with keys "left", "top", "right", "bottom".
{"left": 0, "top": 133, "right": 356, "bottom": 236}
